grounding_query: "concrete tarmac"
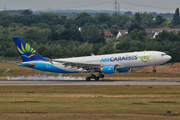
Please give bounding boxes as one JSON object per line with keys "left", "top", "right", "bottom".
{"left": 0, "top": 80, "right": 180, "bottom": 86}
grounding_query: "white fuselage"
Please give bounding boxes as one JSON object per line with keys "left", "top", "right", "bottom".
{"left": 48, "top": 51, "right": 171, "bottom": 73}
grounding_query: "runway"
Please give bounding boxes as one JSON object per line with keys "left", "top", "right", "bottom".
{"left": 0, "top": 80, "right": 180, "bottom": 86}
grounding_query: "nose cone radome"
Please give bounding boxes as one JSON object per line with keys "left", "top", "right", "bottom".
{"left": 167, "top": 55, "right": 172, "bottom": 61}
{"left": 163, "top": 55, "right": 171, "bottom": 63}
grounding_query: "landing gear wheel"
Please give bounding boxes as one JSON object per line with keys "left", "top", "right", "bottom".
{"left": 152, "top": 69, "right": 156, "bottom": 73}
{"left": 99, "top": 74, "right": 104, "bottom": 78}
{"left": 86, "top": 77, "right": 91, "bottom": 81}
{"left": 91, "top": 75, "right": 96, "bottom": 79}
{"left": 152, "top": 65, "right": 156, "bottom": 73}
{"left": 95, "top": 77, "right": 99, "bottom": 81}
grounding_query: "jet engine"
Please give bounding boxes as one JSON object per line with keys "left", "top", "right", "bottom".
{"left": 100, "top": 65, "right": 116, "bottom": 74}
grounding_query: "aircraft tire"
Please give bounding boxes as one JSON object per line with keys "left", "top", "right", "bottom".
{"left": 99, "top": 74, "right": 104, "bottom": 78}
{"left": 152, "top": 69, "right": 156, "bottom": 73}
{"left": 86, "top": 77, "right": 91, "bottom": 81}
{"left": 91, "top": 75, "right": 96, "bottom": 79}
{"left": 95, "top": 77, "right": 99, "bottom": 81}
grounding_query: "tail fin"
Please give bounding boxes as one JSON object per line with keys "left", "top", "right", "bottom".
{"left": 91, "top": 53, "right": 95, "bottom": 56}
{"left": 13, "top": 37, "right": 46, "bottom": 62}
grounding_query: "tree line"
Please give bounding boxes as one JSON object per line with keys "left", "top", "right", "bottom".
{"left": 1, "top": 8, "right": 180, "bottom": 63}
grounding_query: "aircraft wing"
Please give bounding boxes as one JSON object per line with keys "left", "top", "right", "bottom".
{"left": 52, "top": 59, "right": 102, "bottom": 70}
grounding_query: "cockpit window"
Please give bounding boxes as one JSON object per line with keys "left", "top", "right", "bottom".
{"left": 161, "top": 54, "right": 166, "bottom": 57}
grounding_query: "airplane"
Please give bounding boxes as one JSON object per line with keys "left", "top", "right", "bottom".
{"left": 13, "top": 37, "right": 171, "bottom": 81}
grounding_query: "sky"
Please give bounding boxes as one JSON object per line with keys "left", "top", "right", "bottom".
{"left": 0, "top": 0, "right": 179, "bottom": 13}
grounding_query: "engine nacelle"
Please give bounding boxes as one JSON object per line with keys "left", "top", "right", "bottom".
{"left": 117, "top": 68, "right": 131, "bottom": 73}
{"left": 19, "top": 62, "right": 35, "bottom": 68}
{"left": 100, "top": 65, "right": 116, "bottom": 74}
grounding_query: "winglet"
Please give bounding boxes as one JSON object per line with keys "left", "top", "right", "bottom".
{"left": 12, "top": 37, "right": 46, "bottom": 62}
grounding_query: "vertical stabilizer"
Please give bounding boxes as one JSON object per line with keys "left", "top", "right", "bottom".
{"left": 13, "top": 37, "right": 46, "bottom": 62}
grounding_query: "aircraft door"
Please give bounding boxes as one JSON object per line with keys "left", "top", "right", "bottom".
{"left": 46, "top": 63, "right": 51, "bottom": 68}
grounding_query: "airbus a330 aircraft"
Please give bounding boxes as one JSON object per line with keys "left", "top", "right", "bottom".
{"left": 13, "top": 37, "right": 171, "bottom": 81}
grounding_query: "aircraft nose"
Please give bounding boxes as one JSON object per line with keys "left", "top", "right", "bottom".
{"left": 167, "top": 55, "right": 171, "bottom": 61}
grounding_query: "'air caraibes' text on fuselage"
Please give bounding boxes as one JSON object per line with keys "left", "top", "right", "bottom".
{"left": 100, "top": 55, "right": 138, "bottom": 62}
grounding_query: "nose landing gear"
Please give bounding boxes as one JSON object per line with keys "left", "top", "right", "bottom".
{"left": 152, "top": 65, "right": 156, "bottom": 73}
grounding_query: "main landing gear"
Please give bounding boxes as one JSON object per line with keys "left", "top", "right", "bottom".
{"left": 86, "top": 73, "right": 104, "bottom": 81}
{"left": 152, "top": 65, "right": 156, "bottom": 73}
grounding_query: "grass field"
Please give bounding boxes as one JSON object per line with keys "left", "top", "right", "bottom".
{"left": 0, "top": 86, "right": 180, "bottom": 120}
{"left": 1, "top": 62, "right": 180, "bottom": 119}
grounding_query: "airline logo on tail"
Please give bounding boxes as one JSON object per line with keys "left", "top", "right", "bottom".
{"left": 139, "top": 53, "right": 151, "bottom": 63}
{"left": 16, "top": 43, "right": 36, "bottom": 59}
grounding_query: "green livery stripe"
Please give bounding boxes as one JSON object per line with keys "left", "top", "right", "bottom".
{"left": 18, "top": 42, "right": 37, "bottom": 55}
{"left": 21, "top": 43, "right": 26, "bottom": 52}
{"left": 30, "top": 47, "right": 34, "bottom": 52}
{"left": 25, "top": 44, "right": 28, "bottom": 52}
{"left": 139, "top": 54, "right": 151, "bottom": 61}
{"left": 147, "top": 55, "right": 151, "bottom": 59}
{"left": 17, "top": 46, "right": 24, "bottom": 54}
{"left": 25, "top": 44, "right": 30, "bottom": 52}
{"left": 32, "top": 50, "right": 36, "bottom": 53}
{"left": 27, "top": 44, "right": 30, "bottom": 52}
{"left": 144, "top": 53, "right": 146, "bottom": 59}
